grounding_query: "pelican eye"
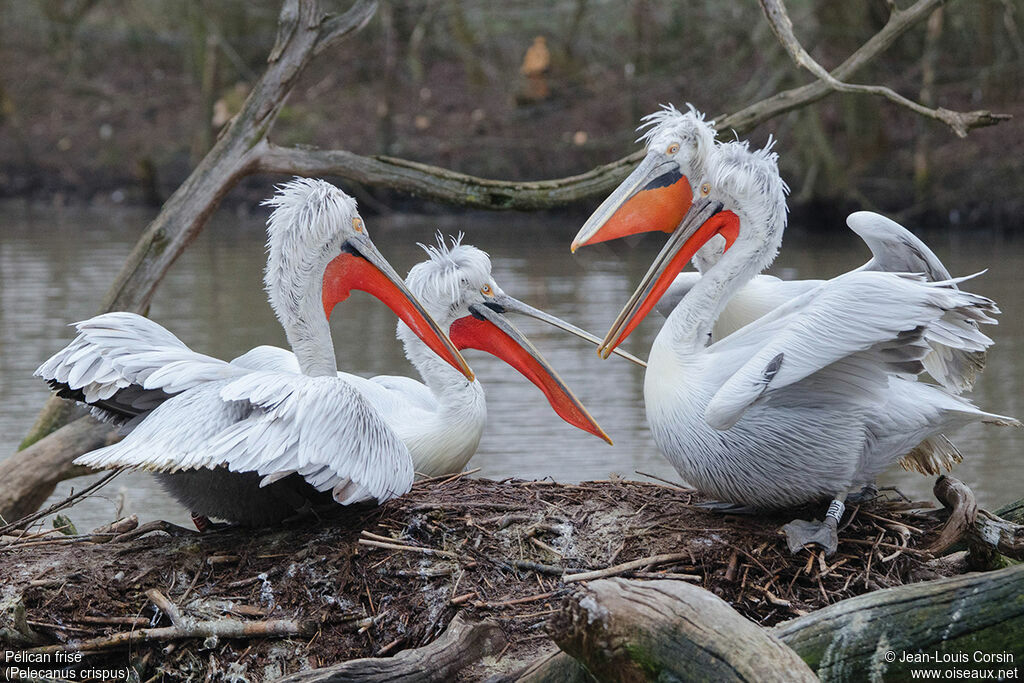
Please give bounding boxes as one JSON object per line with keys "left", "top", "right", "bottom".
{"left": 352, "top": 217, "right": 364, "bottom": 233}
{"left": 667, "top": 142, "right": 680, "bottom": 155}
{"left": 480, "top": 284, "right": 494, "bottom": 297}
{"left": 700, "top": 182, "right": 711, "bottom": 197}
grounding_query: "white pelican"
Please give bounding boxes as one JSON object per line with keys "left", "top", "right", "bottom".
{"left": 39, "top": 187, "right": 625, "bottom": 525}
{"left": 573, "top": 136, "right": 1018, "bottom": 554}
{"left": 38, "top": 178, "right": 478, "bottom": 525}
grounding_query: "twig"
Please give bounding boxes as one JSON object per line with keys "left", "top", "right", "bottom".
{"left": 633, "top": 471, "right": 693, "bottom": 492}
{"left": 374, "top": 636, "right": 404, "bottom": 657}
{"left": 843, "top": 537, "right": 927, "bottom": 555}
{"left": 77, "top": 616, "right": 149, "bottom": 627}
{"left": 414, "top": 467, "right": 481, "bottom": 486}
{"left": 450, "top": 591, "right": 477, "bottom": 605}
{"left": 357, "top": 538, "right": 460, "bottom": 560}
{"left": 360, "top": 530, "right": 400, "bottom": 544}
{"left": 146, "top": 589, "right": 185, "bottom": 629}
{"left": 628, "top": 571, "right": 702, "bottom": 582}
{"left": 564, "top": 553, "right": 693, "bottom": 583}
{"left": 529, "top": 536, "right": 563, "bottom": 557}
{"left": 0, "top": 471, "right": 120, "bottom": 535}
{"left": 408, "top": 502, "right": 520, "bottom": 512}
{"left": 27, "top": 618, "right": 317, "bottom": 654}
{"left": 859, "top": 510, "right": 924, "bottom": 534}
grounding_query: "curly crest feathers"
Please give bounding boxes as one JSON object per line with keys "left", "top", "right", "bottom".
{"left": 261, "top": 177, "right": 359, "bottom": 322}
{"left": 407, "top": 233, "right": 493, "bottom": 307}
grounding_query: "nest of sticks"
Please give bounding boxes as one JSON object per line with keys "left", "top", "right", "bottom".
{"left": 0, "top": 472, "right": 987, "bottom": 680}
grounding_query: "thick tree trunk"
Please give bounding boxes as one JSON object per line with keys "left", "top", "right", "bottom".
{"left": 548, "top": 578, "right": 816, "bottom": 683}
{"left": 773, "top": 563, "right": 1024, "bottom": 681}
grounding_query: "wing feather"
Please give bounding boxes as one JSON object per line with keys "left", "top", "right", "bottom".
{"left": 36, "top": 312, "right": 246, "bottom": 422}
{"left": 705, "top": 271, "right": 998, "bottom": 430}
{"left": 75, "top": 371, "right": 414, "bottom": 505}
{"left": 849, "top": 211, "right": 991, "bottom": 393}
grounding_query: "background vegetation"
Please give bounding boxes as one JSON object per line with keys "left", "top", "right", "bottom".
{"left": 1, "top": 0, "right": 1022, "bottom": 226}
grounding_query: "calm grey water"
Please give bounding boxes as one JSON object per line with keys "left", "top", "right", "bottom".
{"left": 1, "top": 199, "right": 1021, "bottom": 529}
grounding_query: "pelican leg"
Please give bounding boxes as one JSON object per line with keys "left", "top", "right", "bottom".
{"left": 782, "top": 497, "right": 846, "bottom": 556}
{"left": 190, "top": 512, "right": 231, "bottom": 533}
{"left": 695, "top": 500, "right": 760, "bottom": 515}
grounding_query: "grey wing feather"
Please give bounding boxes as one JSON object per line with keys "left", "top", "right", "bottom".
{"left": 705, "top": 271, "right": 999, "bottom": 431}
{"left": 848, "top": 211, "right": 986, "bottom": 392}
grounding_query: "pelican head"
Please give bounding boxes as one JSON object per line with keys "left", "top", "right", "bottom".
{"left": 598, "top": 139, "right": 789, "bottom": 356}
{"left": 571, "top": 104, "right": 717, "bottom": 252}
{"left": 404, "top": 235, "right": 613, "bottom": 444}
{"left": 262, "top": 178, "right": 472, "bottom": 379}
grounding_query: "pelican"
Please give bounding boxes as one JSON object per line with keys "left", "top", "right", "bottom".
{"left": 38, "top": 178, "right": 478, "bottom": 525}
{"left": 39, "top": 183, "right": 627, "bottom": 525}
{"left": 573, "top": 133, "right": 1018, "bottom": 555}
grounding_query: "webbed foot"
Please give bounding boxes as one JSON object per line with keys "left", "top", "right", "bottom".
{"left": 782, "top": 498, "right": 845, "bottom": 556}
{"left": 783, "top": 518, "right": 839, "bottom": 555}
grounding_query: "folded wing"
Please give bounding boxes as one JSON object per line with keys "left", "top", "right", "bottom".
{"left": 704, "top": 270, "right": 997, "bottom": 431}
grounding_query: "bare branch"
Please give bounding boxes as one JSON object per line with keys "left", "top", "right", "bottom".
{"left": 723, "top": 0, "right": 974, "bottom": 132}
{"left": 253, "top": 140, "right": 643, "bottom": 210}
{"left": 757, "top": 0, "right": 1009, "bottom": 137}
{"left": 315, "top": 0, "right": 378, "bottom": 55}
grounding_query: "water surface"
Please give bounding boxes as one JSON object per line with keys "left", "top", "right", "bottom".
{"left": 1, "top": 200, "right": 1020, "bottom": 529}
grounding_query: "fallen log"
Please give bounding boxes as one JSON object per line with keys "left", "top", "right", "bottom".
{"left": 548, "top": 578, "right": 816, "bottom": 682}
{"left": 994, "top": 496, "right": 1024, "bottom": 525}
{"left": 274, "top": 614, "right": 506, "bottom": 682}
{"left": 772, "top": 563, "right": 1024, "bottom": 681}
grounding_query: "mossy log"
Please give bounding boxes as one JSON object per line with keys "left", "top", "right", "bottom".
{"left": 772, "top": 563, "right": 1024, "bottom": 681}
{"left": 548, "top": 578, "right": 817, "bottom": 683}
{"left": 994, "top": 497, "right": 1024, "bottom": 525}
{"left": 0, "top": 416, "right": 115, "bottom": 522}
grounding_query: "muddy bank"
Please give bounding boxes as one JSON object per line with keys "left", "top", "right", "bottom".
{"left": 0, "top": 474, "right": 974, "bottom": 680}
